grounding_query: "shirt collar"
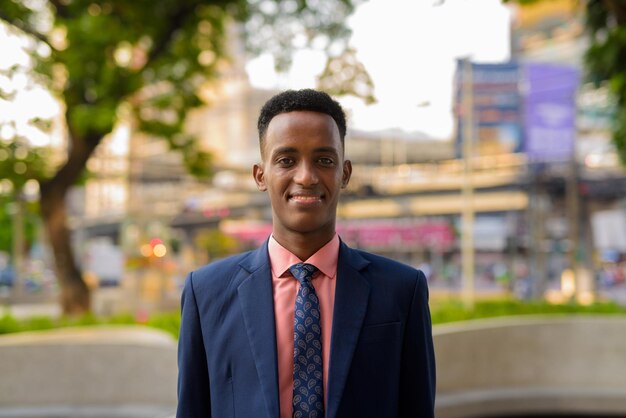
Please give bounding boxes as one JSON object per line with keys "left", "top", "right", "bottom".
{"left": 268, "top": 234, "right": 340, "bottom": 279}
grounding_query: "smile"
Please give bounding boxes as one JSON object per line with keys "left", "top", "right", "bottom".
{"left": 289, "top": 194, "right": 323, "bottom": 204}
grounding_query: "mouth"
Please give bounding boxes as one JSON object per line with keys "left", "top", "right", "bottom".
{"left": 288, "top": 193, "right": 323, "bottom": 205}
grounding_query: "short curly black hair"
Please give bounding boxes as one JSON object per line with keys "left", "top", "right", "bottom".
{"left": 257, "top": 89, "right": 347, "bottom": 150}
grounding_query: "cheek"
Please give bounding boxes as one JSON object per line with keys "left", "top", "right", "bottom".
{"left": 267, "top": 175, "right": 288, "bottom": 193}
{"left": 331, "top": 173, "right": 344, "bottom": 188}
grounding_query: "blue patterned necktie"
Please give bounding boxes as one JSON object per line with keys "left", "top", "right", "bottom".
{"left": 289, "top": 263, "right": 324, "bottom": 418}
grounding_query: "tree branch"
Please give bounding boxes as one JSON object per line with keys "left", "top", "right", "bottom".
{"left": 144, "top": 3, "right": 199, "bottom": 68}
{"left": 603, "top": 0, "right": 626, "bottom": 26}
{"left": 48, "top": 0, "right": 71, "bottom": 19}
{"left": 42, "top": 130, "right": 101, "bottom": 194}
{"left": 0, "top": 12, "right": 52, "bottom": 48}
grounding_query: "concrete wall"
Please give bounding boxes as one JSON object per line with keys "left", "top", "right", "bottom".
{"left": 2, "top": 316, "right": 625, "bottom": 418}
{"left": 0, "top": 326, "right": 177, "bottom": 418}
{"left": 434, "top": 316, "right": 626, "bottom": 418}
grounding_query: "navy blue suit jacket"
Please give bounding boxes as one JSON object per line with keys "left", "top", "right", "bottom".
{"left": 177, "top": 240, "right": 436, "bottom": 418}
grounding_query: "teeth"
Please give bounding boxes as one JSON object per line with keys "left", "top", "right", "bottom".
{"left": 291, "top": 195, "right": 319, "bottom": 201}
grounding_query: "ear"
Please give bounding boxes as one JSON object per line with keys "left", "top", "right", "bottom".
{"left": 253, "top": 163, "right": 267, "bottom": 191}
{"left": 341, "top": 160, "right": 352, "bottom": 189}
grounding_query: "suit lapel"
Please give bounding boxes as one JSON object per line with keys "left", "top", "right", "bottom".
{"left": 326, "top": 242, "right": 370, "bottom": 418}
{"left": 237, "top": 242, "right": 280, "bottom": 418}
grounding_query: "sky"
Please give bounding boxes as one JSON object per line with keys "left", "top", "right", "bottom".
{"left": 0, "top": 0, "right": 512, "bottom": 144}
{"left": 246, "top": 0, "right": 512, "bottom": 138}
{"left": 0, "top": 24, "right": 58, "bottom": 147}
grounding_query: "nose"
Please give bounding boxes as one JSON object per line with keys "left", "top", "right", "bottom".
{"left": 293, "top": 161, "right": 319, "bottom": 186}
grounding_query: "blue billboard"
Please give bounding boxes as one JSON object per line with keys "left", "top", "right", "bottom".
{"left": 455, "top": 60, "right": 580, "bottom": 161}
{"left": 455, "top": 61, "right": 523, "bottom": 157}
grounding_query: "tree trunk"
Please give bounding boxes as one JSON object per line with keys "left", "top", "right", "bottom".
{"left": 603, "top": 0, "right": 626, "bottom": 25}
{"left": 40, "top": 181, "right": 90, "bottom": 315}
{"left": 39, "top": 125, "right": 101, "bottom": 315}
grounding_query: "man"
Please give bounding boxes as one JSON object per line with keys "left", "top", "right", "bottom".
{"left": 177, "top": 89, "right": 436, "bottom": 418}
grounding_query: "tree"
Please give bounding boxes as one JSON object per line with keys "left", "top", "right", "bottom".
{"left": 584, "top": 0, "right": 626, "bottom": 163}
{"left": 0, "top": 140, "right": 47, "bottom": 255}
{"left": 0, "top": 0, "right": 371, "bottom": 314}
{"left": 508, "top": 0, "right": 626, "bottom": 164}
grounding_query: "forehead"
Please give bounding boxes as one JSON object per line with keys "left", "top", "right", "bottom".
{"left": 263, "top": 111, "right": 342, "bottom": 155}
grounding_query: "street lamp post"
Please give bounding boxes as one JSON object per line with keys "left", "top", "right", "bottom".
{"left": 10, "top": 188, "right": 25, "bottom": 302}
{"left": 461, "top": 58, "right": 475, "bottom": 310}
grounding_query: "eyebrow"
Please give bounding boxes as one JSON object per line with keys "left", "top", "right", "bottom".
{"left": 272, "top": 146, "right": 298, "bottom": 155}
{"left": 272, "top": 146, "right": 340, "bottom": 155}
{"left": 313, "top": 147, "right": 340, "bottom": 155}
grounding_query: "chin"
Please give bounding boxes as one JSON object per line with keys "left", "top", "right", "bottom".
{"left": 288, "top": 219, "right": 335, "bottom": 235}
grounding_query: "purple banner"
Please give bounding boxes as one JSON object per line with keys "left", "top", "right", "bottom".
{"left": 523, "top": 63, "right": 580, "bottom": 161}
{"left": 455, "top": 61, "right": 523, "bottom": 157}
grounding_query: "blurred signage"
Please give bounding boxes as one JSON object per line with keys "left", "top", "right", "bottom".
{"left": 577, "top": 84, "right": 616, "bottom": 131}
{"left": 472, "top": 216, "right": 509, "bottom": 251}
{"left": 339, "top": 219, "right": 455, "bottom": 251}
{"left": 455, "top": 61, "right": 524, "bottom": 157}
{"left": 591, "top": 210, "right": 626, "bottom": 252}
{"left": 221, "top": 219, "right": 456, "bottom": 251}
{"left": 455, "top": 60, "right": 580, "bottom": 161}
{"left": 83, "top": 238, "right": 124, "bottom": 284}
{"left": 523, "top": 62, "right": 580, "bottom": 161}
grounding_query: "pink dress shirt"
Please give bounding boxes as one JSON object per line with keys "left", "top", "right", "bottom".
{"left": 268, "top": 234, "right": 339, "bottom": 418}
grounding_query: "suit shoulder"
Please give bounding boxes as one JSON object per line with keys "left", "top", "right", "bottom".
{"left": 354, "top": 249, "right": 426, "bottom": 284}
{"left": 195, "top": 250, "right": 253, "bottom": 272}
{"left": 189, "top": 249, "right": 255, "bottom": 285}
{"left": 358, "top": 249, "right": 417, "bottom": 272}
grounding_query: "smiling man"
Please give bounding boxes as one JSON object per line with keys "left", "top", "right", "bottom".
{"left": 177, "top": 89, "right": 436, "bottom": 418}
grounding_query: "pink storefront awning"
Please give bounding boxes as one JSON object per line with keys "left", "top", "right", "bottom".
{"left": 222, "top": 219, "right": 455, "bottom": 251}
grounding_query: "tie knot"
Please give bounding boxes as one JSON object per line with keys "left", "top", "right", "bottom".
{"left": 289, "top": 263, "right": 318, "bottom": 284}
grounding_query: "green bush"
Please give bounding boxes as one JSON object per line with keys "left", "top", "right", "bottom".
{"left": 1, "top": 298, "right": 625, "bottom": 337}
{"left": 430, "top": 298, "right": 626, "bottom": 324}
{"left": 0, "top": 312, "right": 161, "bottom": 335}
{"left": 147, "top": 312, "right": 181, "bottom": 339}
{"left": 0, "top": 314, "right": 20, "bottom": 334}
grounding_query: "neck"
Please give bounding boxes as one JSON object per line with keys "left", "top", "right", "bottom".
{"left": 272, "top": 228, "right": 335, "bottom": 261}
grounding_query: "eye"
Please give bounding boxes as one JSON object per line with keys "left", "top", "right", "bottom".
{"left": 318, "top": 157, "right": 335, "bottom": 166}
{"left": 276, "top": 157, "right": 294, "bottom": 167}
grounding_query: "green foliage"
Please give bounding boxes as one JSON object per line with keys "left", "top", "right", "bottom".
{"left": 0, "top": 311, "right": 133, "bottom": 335}
{"left": 0, "top": 314, "right": 55, "bottom": 334}
{"left": 0, "top": 314, "right": 20, "bottom": 334}
{"left": 147, "top": 311, "right": 181, "bottom": 339}
{"left": 504, "top": 0, "right": 626, "bottom": 164}
{"left": 0, "top": 140, "right": 49, "bottom": 188}
{"left": 584, "top": 0, "right": 626, "bottom": 163}
{"left": 0, "top": 195, "right": 40, "bottom": 254}
{"left": 0, "top": 310, "right": 179, "bottom": 338}
{"left": 0, "top": 0, "right": 370, "bottom": 186}
{"left": 2, "top": 299, "right": 626, "bottom": 338}
{"left": 43, "top": 0, "right": 235, "bottom": 163}
{"left": 195, "top": 229, "right": 241, "bottom": 260}
{"left": 430, "top": 298, "right": 626, "bottom": 324}
{"left": 0, "top": 134, "right": 43, "bottom": 256}
{"left": 0, "top": 0, "right": 370, "bottom": 312}
{"left": 244, "top": 0, "right": 361, "bottom": 72}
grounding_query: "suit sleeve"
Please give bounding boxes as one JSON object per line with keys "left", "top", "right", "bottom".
{"left": 398, "top": 270, "right": 436, "bottom": 418}
{"left": 177, "top": 272, "right": 211, "bottom": 417}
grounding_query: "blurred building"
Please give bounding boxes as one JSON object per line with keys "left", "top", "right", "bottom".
{"left": 71, "top": 7, "right": 626, "bottom": 303}
{"left": 512, "top": 0, "right": 585, "bottom": 66}
{"left": 510, "top": 0, "right": 626, "bottom": 299}
{"left": 69, "top": 25, "right": 453, "bottom": 293}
